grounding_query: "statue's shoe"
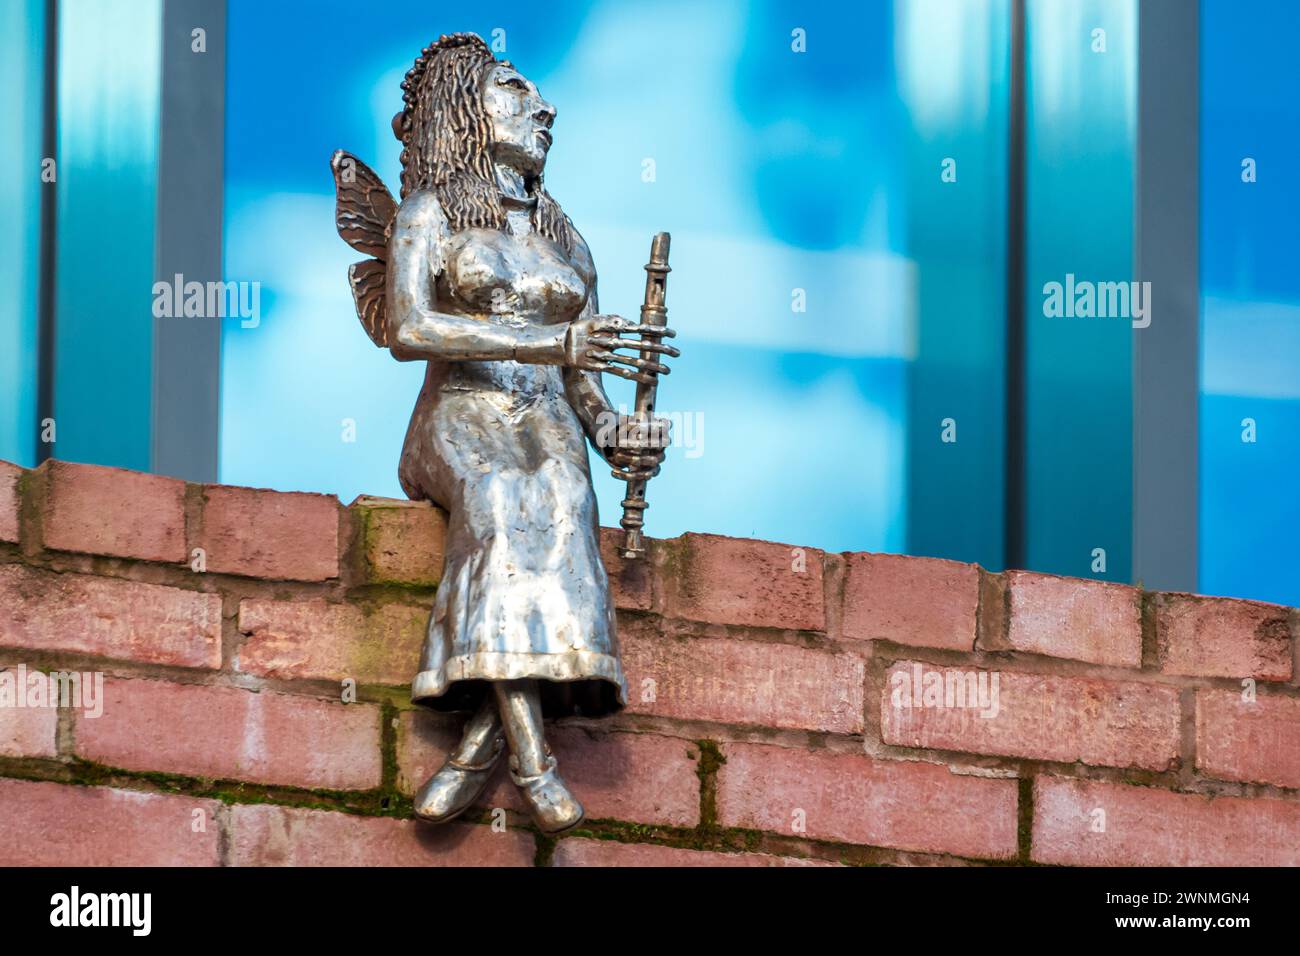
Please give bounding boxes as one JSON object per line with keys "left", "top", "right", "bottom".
{"left": 510, "top": 754, "right": 585, "bottom": 834}
{"left": 413, "top": 735, "right": 505, "bottom": 824}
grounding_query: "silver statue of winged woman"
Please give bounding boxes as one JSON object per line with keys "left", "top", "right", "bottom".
{"left": 330, "top": 32, "right": 678, "bottom": 833}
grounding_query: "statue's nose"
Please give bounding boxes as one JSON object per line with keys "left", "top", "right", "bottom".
{"left": 533, "top": 100, "right": 556, "bottom": 129}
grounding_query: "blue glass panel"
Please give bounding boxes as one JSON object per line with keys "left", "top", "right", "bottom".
{"left": 0, "top": 0, "right": 45, "bottom": 467}
{"left": 898, "top": 0, "right": 1010, "bottom": 568}
{"left": 1023, "top": 0, "right": 1136, "bottom": 579}
{"left": 52, "top": 0, "right": 161, "bottom": 469}
{"left": 1200, "top": 0, "right": 1300, "bottom": 605}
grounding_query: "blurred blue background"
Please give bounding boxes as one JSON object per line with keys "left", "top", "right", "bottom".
{"left": 1199, "top": 0, "right": 1300, "bottom": 604}
{"left": 2, "top": 0, "right": 1298, "bottom": 606}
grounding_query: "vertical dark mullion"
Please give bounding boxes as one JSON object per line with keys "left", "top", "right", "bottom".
{"left": 1003, "top": 0, "right": 1027, "bottom": 571}
{"left": 1134, "top": 0, "right": 1199, "bottom": 591}
{"left": 35, "top": 0, "right": 58, "bottom": 465}
{"left": 153, "top": 0, "right": 225, "bottom": 481}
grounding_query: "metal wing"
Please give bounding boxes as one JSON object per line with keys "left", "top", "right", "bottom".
{"left": 331, "top": 149, "right": 397, "bottom": 257}
{"left": 348, "top": 258, "right": 388, "bottom": 347}
{"left": 331, "top": 149, "right": 397, "bottom": 347}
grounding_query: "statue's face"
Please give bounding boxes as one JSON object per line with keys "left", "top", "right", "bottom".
{"left": 482, "top": 63, "right": 555, "bottom": 178}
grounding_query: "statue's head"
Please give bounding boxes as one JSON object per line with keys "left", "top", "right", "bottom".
{"left": 481, "top": 60, "right": 556, "bottom": 179}
{"left": 393, "top": 33, "right": 570, "bottom": 251}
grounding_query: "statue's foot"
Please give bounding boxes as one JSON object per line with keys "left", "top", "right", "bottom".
{"left": 413, "top": 735, "right": 505, "bottom": 824}
{"left": 509, "top": 754, "right": 584, "bottom": 834}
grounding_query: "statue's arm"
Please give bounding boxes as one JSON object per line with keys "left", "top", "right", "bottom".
{"left": 386, "top": 191, "right": 568, "bottom": 364}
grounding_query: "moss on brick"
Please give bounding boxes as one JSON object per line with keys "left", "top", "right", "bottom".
{"left": 693, "top": 738, "right": 724, "bottom": 829}
{"left": 653, "top": 535, "right": 692, "bottom": 605}
{"left": 379, "top": 699, "right": 400, "bottom": 792}
{"left": 1017, "top": 777, "right": 1033, "bottom": 862}
{"left": 533, "top": 833, "right": 557, "bottom": 866}
{"left": 350, "top": 501, "right": 443, "bottom": 591}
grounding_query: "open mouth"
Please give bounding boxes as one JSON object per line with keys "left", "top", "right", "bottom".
{"left": 535, "top": 129, "right": 553, "bottom": 148}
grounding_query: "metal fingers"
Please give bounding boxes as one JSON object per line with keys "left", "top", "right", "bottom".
{"left": 609, "top": 449, "right": 663, "bottom": 481}
{"left": 587, "top": 335, "right": 681, "bottom": 358}
{"left": 591, "top": 362, "right": 657, "bottom": 384}
{"left": 611, "top": 466, "right": 659, "bottom": 481}
{"left": 590, "top": 350, "right": 670, "bottom": 377}
{"left": 624, "top": 323, "right": 676, "bottom": 339}
{"left": 592, "top": 319, "right": 675, "bottom": 336}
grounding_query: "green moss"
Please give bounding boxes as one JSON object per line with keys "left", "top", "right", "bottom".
{"left": 693, "top": 739, "right": 724, "bottom": 829}
{"left": 14, "top": 468, "right": 32, "bottom": 508}
{"left": 1139, "top": 590, "right": 1158, "bottom": 668}
{"left": 1017, "top": 777, "right": 1033, "bottom": 862}
{"left": 653, "top": 535, "right": 694, "bottom": 598}
{"left": 379, "top": 699, "right": 399, "bottom": 778}
{"left": 351, "top": 504, "right": 442, "bottom": 591}
{"left": 347, "top": 501, "right": 382, "bottom": 582}
{"left": 533, "top": 833, "right": 557, "bottom": 867}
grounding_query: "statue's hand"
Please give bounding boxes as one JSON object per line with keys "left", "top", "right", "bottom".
{"left": 597, "top": 412, "right": 671, "bottom": 481}
{"left": 565, "top": 314, "right": 679, "bottom": 384}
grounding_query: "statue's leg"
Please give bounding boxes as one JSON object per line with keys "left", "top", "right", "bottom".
{"left": 495, "top": 678, "right": 584, "bottom": 833}
{"left": 413, "top": 694, "right": 505, "bottom": 824}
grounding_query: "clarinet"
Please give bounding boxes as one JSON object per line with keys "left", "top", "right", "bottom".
{"left": 618, "top": 232, "right": 671, "bottom": 559}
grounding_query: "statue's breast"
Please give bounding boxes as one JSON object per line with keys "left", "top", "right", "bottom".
{"left": 440, "top": 228, "right": 589, "bottom": 322}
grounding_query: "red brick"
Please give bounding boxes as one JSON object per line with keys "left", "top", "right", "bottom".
{"left": 40, "top": 460, "right": 186, "bottom": 562}
{"left": 0, "top": 778, "right": 220, "bottom": 865}
{"left": 600, "top": 526, "right": 653, "bottom": 611}
{"left": 842, "top": 552, "right": 978, "bottom": 651}
{"left": 0, "top": 684, "right": 58, "bottom": 758}
{"left": 1196, "top": 688, "right": 1300, "bottom": 789}
{"left": 200, "top": 484, "right": 339, "bottom": 581}
{"left": 351, "top": 495, "right": 445, "bottom": 586}
{"left": 620, "top": 622, "right": 864, "bottom": 733}
{"left": 882, "top": 661, "right": 1180, "bottom": 771}
{"left": 74, "top": 678, "right": 382, "bottom": 790}
{"left": 665, "top": 533, "right": 825, "bottom": 631}
{"left": 552, "top": 838, "right": 837, "bottom": 867}
{"left": 1032, "top": 775, "right": 1300, "bottom": 866}
{"left": 238, "top": 598, "right": 427, "bottom": 686}
{"left": 1157, "top": 592, "right": 1292, "bottom": 681}
{"left": 717, "top": 742, "right": 1018, "bottom": 860}
{"left": 228, "top": 804, "right": 533, "bottom": 866}
{"left": 397, "top": 711, "right": 700, "bottom": 827}
{"left": 1002, "top": 571, "right": 1141, "bottom": 668}
{"left": 0, "top": 460, "right": 21, "bottom": 543}
{"left": 545, "top": 727, "right": 700, "bottom": 826}
{"left": 0, "top": 565, "right": 221, "bottom": 669}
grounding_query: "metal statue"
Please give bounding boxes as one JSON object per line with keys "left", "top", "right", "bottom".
{"left": 331, "top": 32, "right": 677, "bottom": 834}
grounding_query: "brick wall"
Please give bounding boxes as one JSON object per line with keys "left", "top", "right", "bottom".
{"left": 1, "top": 457, "right": 1298, "bottom": 866}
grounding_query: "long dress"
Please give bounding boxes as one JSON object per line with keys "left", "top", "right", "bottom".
{"left": 396, "top": 197, "right": 626, "bottom": 718}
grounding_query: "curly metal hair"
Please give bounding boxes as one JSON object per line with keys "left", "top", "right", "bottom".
{"left": 394, "top": 33, "right": 573, "bottom": 254}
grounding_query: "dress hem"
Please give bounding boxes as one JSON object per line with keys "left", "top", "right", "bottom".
{"left": 411, "top": 651, "right": 628, "bottom": 707}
